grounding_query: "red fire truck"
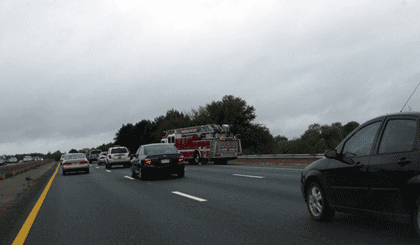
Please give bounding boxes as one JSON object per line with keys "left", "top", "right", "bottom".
{"left": 161, "top": 124, "right": 242, "bottom": 165}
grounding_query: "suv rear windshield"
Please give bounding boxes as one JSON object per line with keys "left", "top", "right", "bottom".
{"left": 90, "top": 150, "right": 101, "bottom": 154}
{"left": 111, "top": 148, "right": 128, "bottom": 154}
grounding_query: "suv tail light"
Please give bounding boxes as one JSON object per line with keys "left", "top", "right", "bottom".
{"left": 63, "top": 162, "right": 71, "bottom": 165}
{"left": 144, "top": 157, "right": 152, "bottom": 165}
{"left": 109, "top": 155, "right": 112, "bottom": 159}
{"left": 128, "top": 153, "right": 131, "bottom": 158}
{"left": 80, "top": 161, "right": 88, "bottom": 164}
{"left": 178, "top": 154, "right": 184, "bottom": 162}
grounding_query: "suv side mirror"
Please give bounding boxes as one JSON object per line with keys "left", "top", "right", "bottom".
{"left": 324, "top": 149, "right": 338, "bottom": 159}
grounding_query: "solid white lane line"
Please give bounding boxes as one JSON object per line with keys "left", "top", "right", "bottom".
{"left": 222, "top": 166, "right": 302, "bottom": 171}
{"left": 124, "top": 176, "right": 135, "bottom": 180}
{"left": 172, "top": 191, "right": 207, "bottom": 202}
{"left": 106, "top": 170, "right": 111, "bottom": 172}
{"left": 233, "top": 174, "right": 264, "bottom": 179}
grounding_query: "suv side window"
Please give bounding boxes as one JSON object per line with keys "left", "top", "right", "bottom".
{"left": 378, "top": 119, "right": 417, "bottom": 154}
{"left": 342, "top": 122, "right": 381, "bottom": 157}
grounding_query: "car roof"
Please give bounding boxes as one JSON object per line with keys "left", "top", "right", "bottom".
{"left": 143, "top": 143, "right": 175, "bottom": 147}
{"left": 364, "top": 111, "right": 420, "bottom": 124}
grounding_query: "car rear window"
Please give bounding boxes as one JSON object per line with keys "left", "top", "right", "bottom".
{"left": 91, "top": 150, "right": 101, "bottom": 154}
{"left": 144, "top": 145, "right": 178, "bottom": 155}
{"left": 65, "top": 154, "right": 86, "bottom": 160}
{"left": 111, "top": 148, "right": 128, "bottom": 154}
{"left": 0, "top": 156, "right": 5, "bottom": 160}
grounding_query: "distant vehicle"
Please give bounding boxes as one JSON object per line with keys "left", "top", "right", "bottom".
{"left": 62, "top": 153, "right": 89, "bottom": 175}
{"left": 60, "top": 154, "right": 66, "bottom": 166}
{"left": 7, "top": 157, "right": 18, "bottom": 164}
{"left": 131, "top": 143, "right": 185, "bottom": 180}
{"left": 23, "top": 156, "right": 33, "bottom": 162}
{"left": 88, "top": 149, "right": 102, "bottom": 163}
{"left": 105, "top": 146, "right": 130, "bottom": 169}
{"left": 98, "top": 152, "right": 107, "bottom": 165}
{"left": 300, "top": 112, "right": 420, "bottom": 238}
{"left": 0, "top": 155, "right": 6, "bottom": 165}
{"left": 161, "top": 124, "right": 242, "bottom": 165}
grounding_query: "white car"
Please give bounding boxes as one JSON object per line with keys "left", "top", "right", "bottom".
{"left": 60, "top": 154, "right": 66, "bottom": 166}
{"left": 105, "top": 146, "right": 131, "bottom": 169}
{"left": 62, "top": 153, "right": 89, "bottom": 175}
{"left": 23, "top": 156, "right": 33, "bottom": 162}
{"left": 98, "top": 152, "right": 107, "bottom": 165}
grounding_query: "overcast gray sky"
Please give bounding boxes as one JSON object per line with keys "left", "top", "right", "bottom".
{"left": 1, "top": 0, "right": 420, "bottom": 155}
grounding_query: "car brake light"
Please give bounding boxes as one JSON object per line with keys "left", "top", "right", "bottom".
{"left": 144, "top": 157, "right": 152, "bottom": 165}
{"left": 80, "top": 161, "right": 88, "bottom": 164}
{"left": 178, "top": 154, "right": 184, "bottom": 162}
{"left": 109, "top": 155, "right": 112, "bottom": 159}
{"left": 63, "top": 162, "right": 71, "bottom": 165}
{"left": 128, "top": 153, "right": 130, "bottom": 158}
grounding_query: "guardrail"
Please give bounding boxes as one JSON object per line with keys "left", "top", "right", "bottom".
{"left": 238, "top": 154, "right": 324, "bottom": 159}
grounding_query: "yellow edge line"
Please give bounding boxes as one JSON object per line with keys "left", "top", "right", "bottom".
{"left": 12, "top": 163, "right": 60, "bottom": 245}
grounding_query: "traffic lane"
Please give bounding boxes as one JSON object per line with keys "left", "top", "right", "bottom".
{"left": 24, "top": 165, "right": 318, "bottom": 245}
{"left": 111, "top": 165, "right": 420, "bottom": 244}
{"left": 29, "top": 165, "right": 420, "bottom": 244}
{"left": 190, "top": 164, "right": 302, "bottom": 180}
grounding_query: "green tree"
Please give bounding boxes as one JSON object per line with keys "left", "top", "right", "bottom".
{"left": 343, "top": 121, "right": 360, "bottom": 138}
{"left": 69, "top": 149, "right": 78, "bottom": 153}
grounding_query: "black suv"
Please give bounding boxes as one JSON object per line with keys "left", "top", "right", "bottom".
{"left": 300, "top": 112, "right": 420, "bottom": 236}
{"left": 88, "top": 149, "right": 102, "bottom": 163}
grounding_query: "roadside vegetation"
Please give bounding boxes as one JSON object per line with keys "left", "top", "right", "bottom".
{"left": 6, "top": 95, "right": 360, "bottom": 159}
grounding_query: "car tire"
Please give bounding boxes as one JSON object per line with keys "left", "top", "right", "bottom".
{"left": 62, "top": 170, "right": 66, "bottom": 175}
{"left": 177, "top": 168, "right": 185, "bottom": 178}
{"left": 306, "top": 182, "right": 334, "bottom": 222}
{"left": 193, "top": 152, "right": 200, "bottom": 165}
{"left": 86, "top": 169, "right": 89, "bottom": 174}
{"left": 411, "top": 198, "right": 420, "bottom": 237}
{"left": 131, "top": 166, "right": 138, "bottom": 179}
{"left": 140, "top": 168, "right": 147, "bottom": 180}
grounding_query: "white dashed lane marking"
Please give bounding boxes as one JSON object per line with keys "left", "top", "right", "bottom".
{"left": 172, "top": 191, "right": 207, "bottom": 202}
{"left": 232, "top": 174, "right": 264, "bottom": 179}
{"left": 106, "top": 170, "right": 111, "bottom": 173}
{"left": 124, "top": 176, "right": 135, "bottom": 180}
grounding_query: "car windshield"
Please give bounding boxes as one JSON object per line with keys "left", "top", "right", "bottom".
{"left": 144, "top": 145, "right": 178, "bottom": 155}
{"left": 65, "top": 154, "right": 86, "bottom": 160}
{"left": 100, "top": 152, "right": 107, "bottom": 155}
{"left": 0, "top": 156, "right": 5, "bottom": 160}
{"left": 111, "top": 148, "right": 128, "bottom": 154}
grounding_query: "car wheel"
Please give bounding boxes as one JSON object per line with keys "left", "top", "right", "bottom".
{"left": 86, "top": 169, "right": 89, "bottom": 174}
{"left": 177, "top": 168, "right": 185, "bottom": 178}
{"left": 62, "top": 170, "right": 66, "bottom": 175}
{"left": 411, "top": 199, "right": 420, "bottom": 237}
{"left": 131, "top": 166, "right": 138, "bottom": 179}
{"left": 306, "top": 182, "right": 334, "bottom": 222}
{"left": 140, "top": 168, "right": 147, "bottom": 180}
{"left": 193, "top": 152, "right": 200, "bottom": 165}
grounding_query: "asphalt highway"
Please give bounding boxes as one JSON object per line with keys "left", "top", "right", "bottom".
{"left": 12, "top": 164, "right": 420, "bottom": 244}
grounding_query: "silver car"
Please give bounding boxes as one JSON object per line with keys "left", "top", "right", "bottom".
{"left": 0, "top": 155, "right": 6, "bottom": 165}
{"left": 62, "top": 153, "right": 89, "bottom": 175}
{"left": 60, "top": 154, "right": 66, "bottom": 166}
{"left": 23, "top": 156, "right": 33, "bottom": 162}
{"left": 98, "top": 152, "right": 107, "bottom": 165}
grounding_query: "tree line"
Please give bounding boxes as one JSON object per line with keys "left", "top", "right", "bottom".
{"left": 108, "top": 95, "right": 360, "bottom": 155}
{"left": 7, "top": 95, "right": 360, "bottom": 160}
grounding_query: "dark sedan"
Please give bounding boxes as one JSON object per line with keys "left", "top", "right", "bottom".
{"left": 300, "top": 112, "right": 420, "bottom": 237}
{"left": 131, "top": 143, "right": 185, "bottom": 180}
